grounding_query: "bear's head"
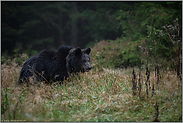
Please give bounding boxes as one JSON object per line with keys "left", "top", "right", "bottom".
{"left": 66, "top": 47, "right": 92, "bottom": 73}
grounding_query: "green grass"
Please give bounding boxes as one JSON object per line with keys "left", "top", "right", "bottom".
{"left": 1, "top": 59, "right": 182, "bottom": 122}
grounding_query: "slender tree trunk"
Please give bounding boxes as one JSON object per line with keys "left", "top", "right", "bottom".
{"left": 71, "top": 2, "right": 78, "bottom": 47}
{"left": 58, "top": 13, "right": 64, "bottom": 46}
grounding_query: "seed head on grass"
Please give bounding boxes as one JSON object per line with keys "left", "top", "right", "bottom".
{"left": 1, "top": 58, "right": 182, "bottom": 122}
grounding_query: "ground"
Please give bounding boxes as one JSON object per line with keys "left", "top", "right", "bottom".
{"left": 1, "top": 58, "right": 182, "bottom": 122}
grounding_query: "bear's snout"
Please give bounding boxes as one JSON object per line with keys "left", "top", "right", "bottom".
{"left": 83, "top": 65, "right": 92, "bottom": 72}
{"left": 86, "top": 65, "right": 92, "bottom": 72}
{"left": 88, "top": 66, "right": 92, "bottom": 70}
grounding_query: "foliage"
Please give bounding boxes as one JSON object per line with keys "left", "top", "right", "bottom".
{"left": 90, "top": 39, "right": 145, "bottom": 69}
{"left": 117, "top": 2, "right": 182, "bottom": 42}
{"left": 1, "top": 2, "right": 123, "bottom": 57}
{"left": 2, "top": 2, "right": 181, "bottom": 68}
{"left": 146, "top": 18, "right": 182, "bottom": 59}
{"left": 1, "top": 54, "right": 29, "bottom": 66}
{"left": 80, "top": 2, "right": 122, "bottom": 41}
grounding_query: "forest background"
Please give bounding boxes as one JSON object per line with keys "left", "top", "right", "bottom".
{"left": 2, "top": 1, "right": 182, "bottom": 64}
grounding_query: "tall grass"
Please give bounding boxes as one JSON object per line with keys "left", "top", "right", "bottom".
{"left": 1, "top": 57, "right": 182, "bottom": 122}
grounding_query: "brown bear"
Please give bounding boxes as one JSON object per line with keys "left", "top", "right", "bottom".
{"left": 18, "top": 45, "right": 92, "bottom": 85}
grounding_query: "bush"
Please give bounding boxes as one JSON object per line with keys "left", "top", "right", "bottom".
{"left": 90, "top": 39, "right": 142, "bottom": 69}
{"left": 1, "top": 53, "right": 29, "bottom": 66}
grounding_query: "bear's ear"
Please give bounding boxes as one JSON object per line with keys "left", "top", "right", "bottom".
{"left": 75, "top": 47, "right": 82, "bottom": 56}
{"left": 85, "top": 48, "right": 91, "bottom": 54}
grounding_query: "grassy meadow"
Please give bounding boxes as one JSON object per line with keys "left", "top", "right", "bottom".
{"left": 1, "top": 41, "right": 182, "bottom": 122}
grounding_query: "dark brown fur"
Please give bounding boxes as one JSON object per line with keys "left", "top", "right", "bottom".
{"left": 18, "top": 45, "right": 92, "bottom": 85}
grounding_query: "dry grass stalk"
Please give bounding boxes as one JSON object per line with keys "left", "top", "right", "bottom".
{"left": 1, "top": 58, "right": 182, "bottom": 122}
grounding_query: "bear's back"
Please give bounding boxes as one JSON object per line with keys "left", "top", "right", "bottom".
{"left": 57, "top": 45, "right": 72, "bottom": 56}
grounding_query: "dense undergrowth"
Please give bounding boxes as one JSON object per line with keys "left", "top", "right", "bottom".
{"left": 1, "top": 40, "right": 182, "bottom": 122}
{"left": 90, "top": 39, "right": 142, "bottom": 69}
{"left": 90, "top": 39, "right": 177, "bottom": 71}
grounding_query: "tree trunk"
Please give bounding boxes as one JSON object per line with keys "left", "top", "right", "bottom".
{"left": 58, "top": 13, "right": 64, "bottom": 46}
{"left": 71, "top": 2, "right": 78, "bottom": 47}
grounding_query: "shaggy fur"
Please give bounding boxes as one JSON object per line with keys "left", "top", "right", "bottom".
{"left": 18, "top": 45, "right": 92, "bottom": 85}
